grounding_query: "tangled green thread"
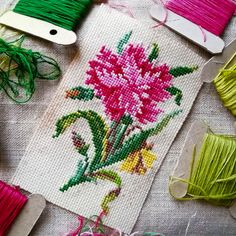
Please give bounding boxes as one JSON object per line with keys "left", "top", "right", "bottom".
{"left": 0, "top": 36, "right": 61, "bottom": 103}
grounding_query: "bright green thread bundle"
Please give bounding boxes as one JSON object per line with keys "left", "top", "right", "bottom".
{"left": 214, "top": 54, "right": 236, "bottom": 116}
{"left": 13, "top": 0, "right": 93, "bottom": 30}
{"left": 170, "top": 132, "right": 236, "bottom": 207}
{"left": 0, "top": 36, "right": 61, "bottom": 103}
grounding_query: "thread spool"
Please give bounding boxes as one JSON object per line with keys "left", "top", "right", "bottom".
{"left": 0, "top": 0, "right": 94, "bottom": 45}
{"left": 0, "top": 180, "right": 46, "bottom": 236}
{"left": 0, "top": 181, "right": 27, "bottom": 236}
{"left": 169, "top": 121, "right": 236, "bottom": 217}
{"left": 201, "top": 39, "right": 236, "bottom": 117}
{"left": 150, "top": 0, "right": 236, "bottom": 54}
{"left": 213, "top": 54, "right": 236, "bottom": 116}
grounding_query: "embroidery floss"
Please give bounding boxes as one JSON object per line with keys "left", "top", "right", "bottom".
{"left": 150, "top": 0, "right": 235, "bottom": 53}
{"left": 66, "top": 215, "right": 165, "bottom": 236}
{"left": 165, "top": 0, "right": 236, "bottom": 36}
{"left": 0, "top": 0, "right": 93, "bottom": 44}
{"left": 213, "top": 53, "right": 236, "bottom": 116}
{"left": 0, "top": 35, "right": 61, "bottom": 103}
{"left": 13, "top": 0, "right": 92, "bottom": 31}
{"left": 0, "top": 180, "right": 28, "bottom": 236}
{"left": 170, "top": 132, "right": 236, "bottom": 207}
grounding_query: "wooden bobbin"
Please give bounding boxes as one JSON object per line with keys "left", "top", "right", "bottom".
{"left": 7, "top": 193, "right": 46, "bottom": 236}
{"left": 149, "top": 4, "right": 225, "bottom": 54}
{"left": 170, "top": 120, "right": 236, "bottom": 218}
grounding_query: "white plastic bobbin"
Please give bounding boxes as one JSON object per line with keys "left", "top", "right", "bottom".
{"left": 201, "top": 39, "right": 236, "bottom": 83}
{"left": 0, "top": 11, "right": 77, "bottom": 45}
{"left": 170, "top": 121, "right": 236, "bottom": 218}
{"left": 149, "top": 5, "right": 225, "bottom": 54}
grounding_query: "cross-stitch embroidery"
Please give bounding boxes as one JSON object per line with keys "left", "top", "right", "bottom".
{"left": 53, "top": 32, "right": 198, "bottom": 215}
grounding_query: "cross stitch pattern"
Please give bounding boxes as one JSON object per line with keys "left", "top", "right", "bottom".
{"left": 54, "top": 31, "right": 198, "bottom": 216}
{"left": 12, "top": 6, "right": 207, "bottom": 233}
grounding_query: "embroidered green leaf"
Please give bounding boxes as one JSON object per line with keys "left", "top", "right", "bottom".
{"left": 169, "top": 66, "right": 198, "bottom": 77}
{"left": 117, "top": 31, "right": 132, "bottom": 54}
{"left": 149, "top": 110, "right": 182, "bottom": 136}
{"left": 91, "top": 130, "right": 151, "bottom": 171}
{"left": 53, "top": 112, "right": 82, "bottom": 138}
{"left": 60, "top": 160, "right": 94, "bottom": 192}
{"left": 148, "top": 43, "right": 159, "bottom": 62}
{"left": 65, "top": 86, "right": 95, "bottom": 101}
{"left": 166, "top": 86, "right": 183, "bottom": 105}
{"left": 89, "top": 111, "right": 182, "bottom": 171}
{"left": 53, "top": 110, "right": 108, "bottom": 170}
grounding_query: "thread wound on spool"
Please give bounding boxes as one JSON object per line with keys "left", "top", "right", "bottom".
{"left": 13, "top": 0, "right": 93, "bottom": 31}
{"left": 170, "top": 132, "right": 236, "bottom": 207}
{"left": 214, "top": 54, "right": 236, "bottom": 116}
{"left": 0, "top": 181, "right": 27, "bottom": 236}
{"left": 165, "top": 0, "right": 236, "bottom": 36}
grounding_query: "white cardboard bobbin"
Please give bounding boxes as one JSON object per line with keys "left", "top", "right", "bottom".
{"left": 201, "top": 39, "right": 236, "bottom": 83}
{"left": 149, "top": 5, "right": 225, "bottom": 54}
{"left": 170, "top": 121, "right": 236, "bottom": 218}
{"left": 7, "top": 193, "right": 46, "bottom": 236}
{"left": 0, "top": 11, "right": 77, "bottom": 45}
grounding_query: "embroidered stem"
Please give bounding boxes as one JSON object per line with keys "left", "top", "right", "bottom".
{"left": 110, "top": 123, "right": 129, "bottom": 155}
{"left": 91, "top": 170, "right": 122, "bottom": 214}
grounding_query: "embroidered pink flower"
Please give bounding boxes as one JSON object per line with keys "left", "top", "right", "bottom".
{"left": 86, "top": 44, "right": 173, "bottom": 124}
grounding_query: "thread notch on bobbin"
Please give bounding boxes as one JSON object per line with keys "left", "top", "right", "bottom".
{"left": 150, "top": 0, "right": 236, "bottom": 54}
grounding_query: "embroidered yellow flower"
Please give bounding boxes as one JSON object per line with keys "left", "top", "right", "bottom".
{"left": 120, "top": 148, "right": 156, "bottom": 175}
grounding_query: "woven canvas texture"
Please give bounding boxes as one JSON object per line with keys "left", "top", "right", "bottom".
{"left": 11, "top": 6, "right": 206, "bottom": 233}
